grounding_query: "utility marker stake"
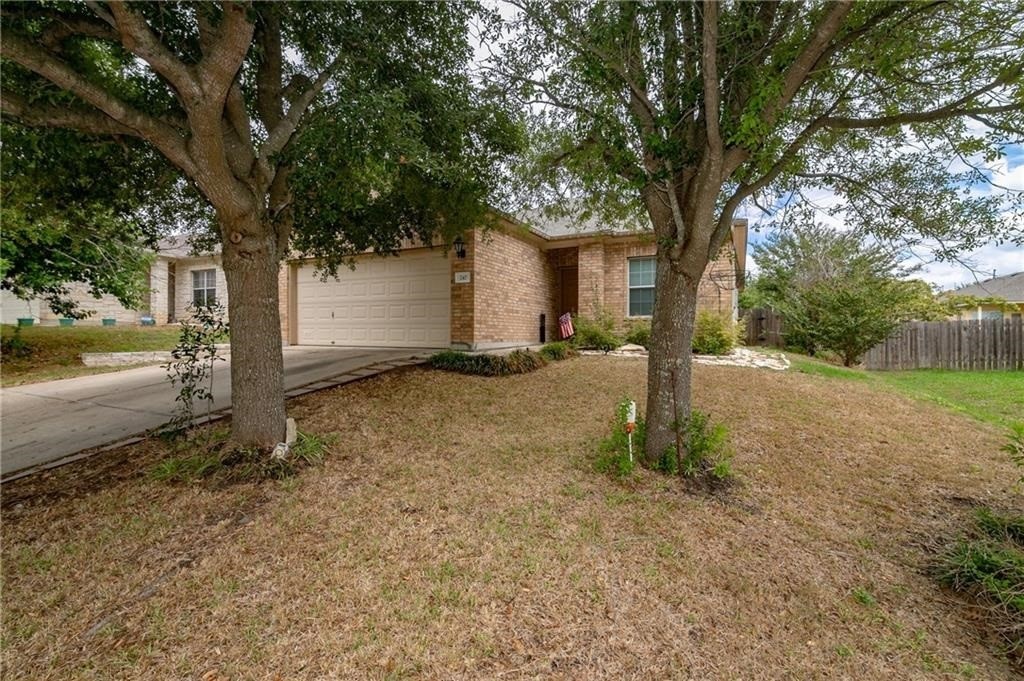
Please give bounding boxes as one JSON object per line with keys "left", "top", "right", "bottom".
{"left": 625, "top": 400, "right": 637, "bottom": 462}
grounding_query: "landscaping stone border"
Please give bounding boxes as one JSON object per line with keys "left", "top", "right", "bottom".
{"left": 579, "top": 346, "right": 790, "bottom": 371}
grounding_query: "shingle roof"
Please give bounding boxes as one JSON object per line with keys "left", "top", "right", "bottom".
{"left": 514, "top": 208, "right": 650, "bottom": 238}
{"left": 155, "top": 235, "right": 219, "bottom": 258}
{"left": 950, "top": 271, "right": 1024, "bottom": 301}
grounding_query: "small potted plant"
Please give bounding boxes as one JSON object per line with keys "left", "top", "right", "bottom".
{"left": 102, "top": 318, "right": 116, "bottom": 327}
{"left": 16, "top": 317, "right": 34, "bottom": 327}
{"left": 58, "top": 318, "right": 74, "bottom": 327}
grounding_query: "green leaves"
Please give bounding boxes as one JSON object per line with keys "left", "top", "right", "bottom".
{"left": 0, "top": 124, "right": 176, "bottom": 315}
{"left": 748, "top": 223, "right": 947, "bottom": 365}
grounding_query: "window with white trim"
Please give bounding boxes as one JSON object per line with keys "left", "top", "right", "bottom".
{"left": 192, "top": 269, "right": 217, "bottom": 307}
{"left": 628, "top": 257, "right": 656, "bottom": 316}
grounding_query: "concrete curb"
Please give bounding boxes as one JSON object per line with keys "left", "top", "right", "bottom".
{"left": 0, "top": 354, "right": 430, "bottom": 484}
{"left": 81, "top": 344, "right": 231, "bottom": 367}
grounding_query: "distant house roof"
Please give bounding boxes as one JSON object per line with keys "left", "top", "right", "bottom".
{"left": 950, "top": 271, "right": 1024, "bottom": 302}
{"left": 156, "top": 235, "right": 218, "bottom": 259}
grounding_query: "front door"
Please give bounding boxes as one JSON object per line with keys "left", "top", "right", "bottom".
{"left": 559, "top": 267, "right": 578, "bottom": 317}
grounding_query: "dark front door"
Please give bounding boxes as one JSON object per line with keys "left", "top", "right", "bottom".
{"left": 559, "top": 267, "right": 579, "bottom": 317}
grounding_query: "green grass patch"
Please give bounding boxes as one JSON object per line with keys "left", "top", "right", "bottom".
{"left": 878, "top": 370, "right": 1024, "bottom": 429}
{"left": 936, "top": 508, "right": 1024, "bottom": 662}
{"left": 1, "top": 324, "right": 183, "bottom": 386}
{"left": 151, "top": 430, "right": 335, "bottom": 484}
{"left": 787, "top": 354, "right": 873, "bottom": 381}
{"left": 975, "top": 507, "right": 1024, "bottom": 545}
{"left": 149, "top": 453, "right": 223, "bottom": 483}
{"left": 786, "top": 353, "right": 1022, "bottom": 428}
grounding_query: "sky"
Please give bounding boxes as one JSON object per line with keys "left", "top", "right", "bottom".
{"left": 740, "top": 143, "right": 1024, "bottom": 291}
{"left": 473, "top": 6, "right": 1024, "bottom": 293}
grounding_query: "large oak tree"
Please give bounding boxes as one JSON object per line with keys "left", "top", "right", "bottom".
{"left": 1, "top": 2, "right": 520, "bottom": 447}
{"left": 489, "top": 0, "right": 1024, "bottom": 463}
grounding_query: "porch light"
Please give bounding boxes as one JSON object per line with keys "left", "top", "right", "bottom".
{"left": 453, "top": 236, "right": 467, "bottom": 259}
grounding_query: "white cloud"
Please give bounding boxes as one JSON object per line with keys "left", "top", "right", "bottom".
{"left": 912, "top": 242, "right": 1024, "bottom": 290}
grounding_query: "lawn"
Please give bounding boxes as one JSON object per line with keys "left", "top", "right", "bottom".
{"left": 1, "top": 357, "right": 1020, "bottom": 679}
{"left": 787, "top": 354, "right": 1023, "bottom": 429}
{"left": 0, "top": 324, "right": 182, "bottom": 386}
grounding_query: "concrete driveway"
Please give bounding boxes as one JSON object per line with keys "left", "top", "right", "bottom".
{"left": 0, "top": 346, "right": 429, "bottom": 479}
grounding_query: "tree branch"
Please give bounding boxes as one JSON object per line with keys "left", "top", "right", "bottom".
{"left": 107, "top": 1, "right": 200, "bottom": 102}
{"left": 254, "top": 6, "right": 285, "bottom": 131}
{"left": 196, "top": 2, "right": 255, "bottom": 105}
{"left": 0, "top": 32, "right": 194, "bottom": 174}
{"left": 759, "top": 1, "right": 853, "bottom": 129}
{"left": 822, "top": 100, "right": 1022, "bottom": 130}
{"left": 700, "top": 0, "right": 721, "bottom": 152}
{"left": 0, "top": 91, "right": 139, "bottom": 137}
{"left": 258, "top": 51, "right": 349, "bottom": 165}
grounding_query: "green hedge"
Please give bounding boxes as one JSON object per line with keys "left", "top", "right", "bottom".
{"left": 430, "top": 349, "right": 547, "bottom": 376}
{"left": 571, "top": 315, "right": 622, "bottom": 351}
{"left": 624, "top": 321, "right": 651, "bottom": 349}
{"left": 692, "top": 311, "right": 741, "bottom": 355}
{"left": 539, "top": 341, "right": 577, "bottom": 361}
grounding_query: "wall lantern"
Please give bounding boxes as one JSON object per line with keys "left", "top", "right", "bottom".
{"left": 453, "top": 236, "right": 467, "bottom": 259}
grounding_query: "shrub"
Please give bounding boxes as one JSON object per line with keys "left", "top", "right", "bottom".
{"left": 624, "top": 321, "right": 651, "bottom": 349}
{"left": 934, "top": 508, "right": 1024, "bottom": 663}
{"left": 662, "top": 409, "right": 735, "bottom": 481}
{"left": 596, "top": 398, "right": 644, "bottom": 477}
{"left": 572, "top": 314, "right": 622, "bottom": 352}
{"left": 430, "top": 349, "right": 547, "bottom": 376}
{"left": 0, "top": 326, "right": 32, "bottom": 359}
{"left": 539, "top": 341, "right": 577, "bottom": 361}
{"left": 1003, "top": 423, "right": 1024, "bottom": 486}
{"left": 595, "top": 401, "right": 733, "bottom": 484}
{"left": 691, "top": 311, "right": 740, "bottom": 356}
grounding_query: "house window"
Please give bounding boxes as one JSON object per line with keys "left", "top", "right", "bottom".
{"left": 192, "top": 269, "right": 217, "bottom": 307}
{"left": 628, "top": 257, "right": 656, "bottom": 316}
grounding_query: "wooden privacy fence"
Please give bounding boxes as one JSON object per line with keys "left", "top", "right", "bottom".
{"left": 744, "top": 307, "right": 785, "bottom": 348}
{"left": 864, "top": 317, "right": 1024, "bottom": 371}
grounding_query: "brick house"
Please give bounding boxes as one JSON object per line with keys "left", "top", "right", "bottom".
{"left": 280, "top": 214, "right": 747, "bottom": 349}
{"left": 4, "top": 215, "right": 747, "bottom": 350}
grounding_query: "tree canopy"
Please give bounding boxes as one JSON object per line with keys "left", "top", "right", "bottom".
{"left": 1, "top": 1, "right": 521, "bottom": 446}
{"left": 744, "top": 224, "right": 946, "bottom": 365}
{"left": 0, "top": 124, "right": 165, "bottom": 317}
{"left": 486, "top": 0, "right": 1024, "bottom": 462}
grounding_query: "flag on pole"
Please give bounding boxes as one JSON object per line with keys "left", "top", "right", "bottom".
{"left": 558, "top": 313, "right": 574, "bottom": 339}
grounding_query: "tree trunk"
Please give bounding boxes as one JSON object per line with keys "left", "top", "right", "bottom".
{"left": 642, "top": 249, "right": 700, "bottom": 466}
{"left": 220, "top": 215, "right": 287, "bottom": 448}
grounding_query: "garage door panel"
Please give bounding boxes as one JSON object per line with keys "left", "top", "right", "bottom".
{"left": 296, "top": 250, "right": 450, "bottom": 348}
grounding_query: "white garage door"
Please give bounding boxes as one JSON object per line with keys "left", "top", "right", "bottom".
{"left": 296, "top": 250, "right": 451, "bottom": 347}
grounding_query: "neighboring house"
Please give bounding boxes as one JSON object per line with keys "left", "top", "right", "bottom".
{"left": 945, "top": 271, "right": 1024, "bottom": 320}
{"left": 1, "top": 282, "right": 148, "bottom": 326}
{"left": 1, "top": 235, "right": 225, "bottom": 327}
{"left": 147, "top": 235, "right": 227, "bottom": 325}
{"left": 3, "top": 215, "right": 748, "bottom": 349}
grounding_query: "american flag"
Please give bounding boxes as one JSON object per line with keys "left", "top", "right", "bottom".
{"left": 558, "top": 313, "right": 575, "bottom": 340}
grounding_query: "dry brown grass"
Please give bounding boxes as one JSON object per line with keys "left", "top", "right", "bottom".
{"left": 1, "top": 357, "right": 1020, "bottom": 680}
